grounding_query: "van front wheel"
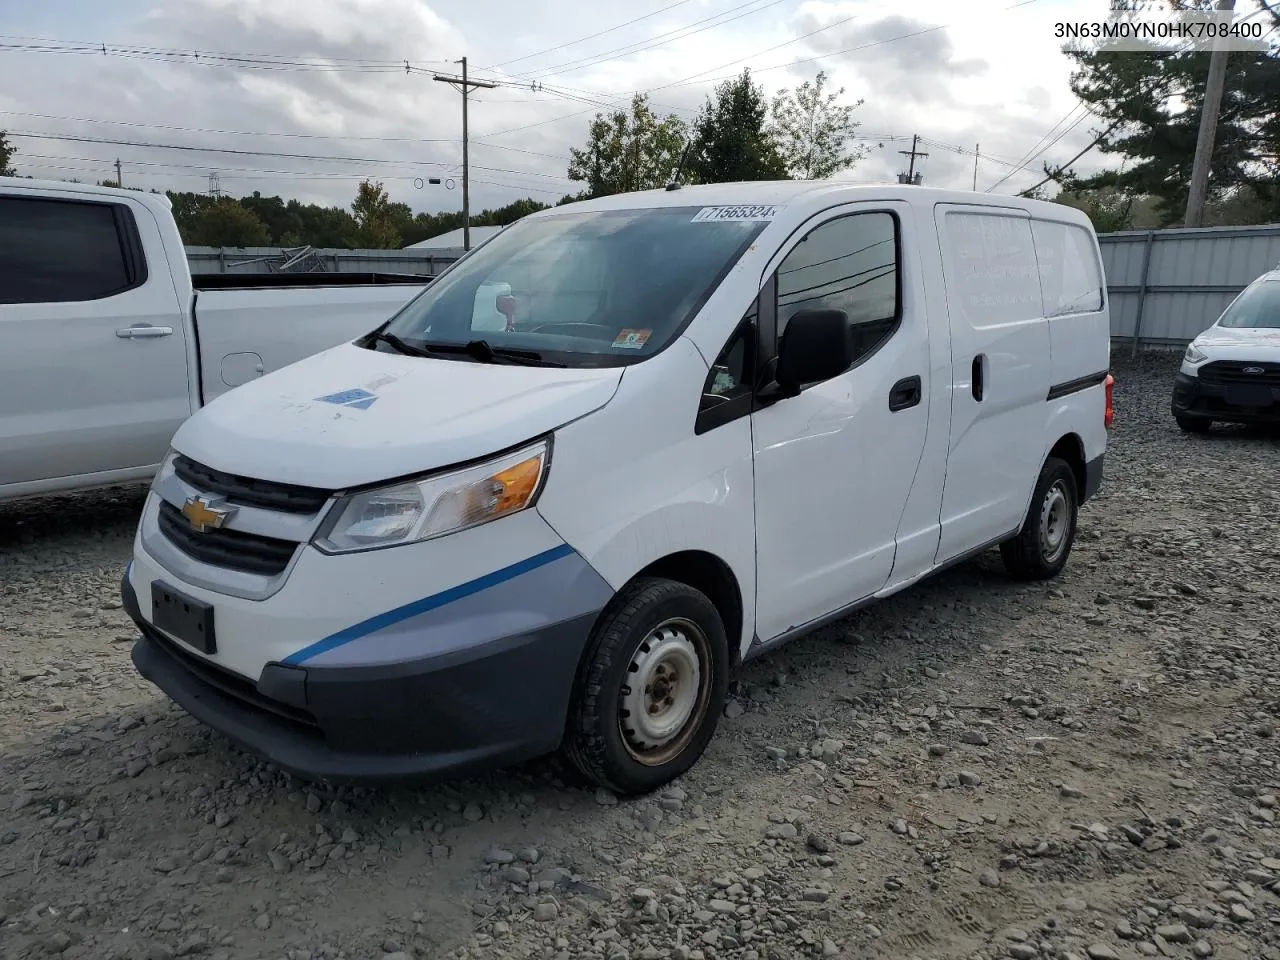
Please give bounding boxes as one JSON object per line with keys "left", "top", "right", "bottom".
{"left": 1000, "top": 456, "right": 1079, "bottom": 581}
{"left": 564, "top": 578, "right": 729, "bottom": 795}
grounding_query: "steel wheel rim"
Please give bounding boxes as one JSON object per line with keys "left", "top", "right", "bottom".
{"left": 619, "top": 617, "right": 712, "bottom": 767}
{"left": 1039, "top": 480, "right": 1071, "bottom": 563}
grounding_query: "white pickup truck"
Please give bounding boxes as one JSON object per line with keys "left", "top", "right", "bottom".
{"left": 0, "top": 178, "right": 430, "bottom": 503}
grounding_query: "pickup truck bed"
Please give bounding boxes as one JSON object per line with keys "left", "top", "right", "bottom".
{"left": 0, "top": 177, "right": 430, "bottom": 502}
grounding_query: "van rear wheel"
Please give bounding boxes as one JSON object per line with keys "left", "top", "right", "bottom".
{"left": 564, "top": 578, "right": 729, "bottom": 795}
{"left": 1000, "top": 457, "right": 1078, "bottom": 581}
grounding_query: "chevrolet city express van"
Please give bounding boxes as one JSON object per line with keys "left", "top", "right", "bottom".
{"left": 123, "top": 182, "right": 1113, "bottom": 795}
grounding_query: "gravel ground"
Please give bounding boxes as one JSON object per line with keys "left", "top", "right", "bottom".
{"left": 2, "top": 353, "right": 1279, "bottom": 960}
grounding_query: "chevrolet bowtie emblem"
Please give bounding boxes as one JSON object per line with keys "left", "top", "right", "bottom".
{"left": 180, "top": 495, "right": 235, "bottom": 534}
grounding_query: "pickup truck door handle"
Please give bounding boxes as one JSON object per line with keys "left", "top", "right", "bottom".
{"left": 116, "top": 324, "right": 175, "bottom": 339}
{"left": 888, "top": 375, "right": 922, "bottom": 412}
{"left": 971, "top": 354, "right": 986, "bottom": 402}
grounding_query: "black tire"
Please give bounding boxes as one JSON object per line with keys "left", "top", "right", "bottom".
{"left": 564, "top": 577, "right": 729, "bottom": 795}
{"left": 1176, "top": 414, "right": 1212, "bottom": 434}
{"left": 999, "top": 457, "right": 1079, "bottom": 582}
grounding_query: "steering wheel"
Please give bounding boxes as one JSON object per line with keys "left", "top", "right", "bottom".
{"left": 529, "top": 322, "right": 617, "bottom": 339}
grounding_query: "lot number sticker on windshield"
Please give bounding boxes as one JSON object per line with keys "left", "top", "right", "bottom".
{"left": 692, "top": 205, "right": 778, "bottom": 223}
{"left": 612, "top": 329, "right": 652, "bottom": 350}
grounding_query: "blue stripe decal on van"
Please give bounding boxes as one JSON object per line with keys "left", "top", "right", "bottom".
{"left": 282, "top": 543, "right": 576, "bottom": 666}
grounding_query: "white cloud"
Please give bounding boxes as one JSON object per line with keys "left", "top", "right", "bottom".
{"left": 0, "top": 0, "right": 1147, "bottom": 218}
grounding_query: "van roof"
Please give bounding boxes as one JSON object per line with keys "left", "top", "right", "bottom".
{"left": 539, "top": 180, "right": 1094, "bottom": 226}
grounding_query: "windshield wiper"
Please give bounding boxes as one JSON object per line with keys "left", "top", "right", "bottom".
{"left": 367, "top": 331, "right": 438, "bottom": 358}
{"left": 427, "top": 339, "right": 567, "bottom": 368}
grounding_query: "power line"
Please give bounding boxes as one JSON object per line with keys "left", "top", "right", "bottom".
{"left": 511, "top": 0, "right": 794, "bottom": 80}
{"left": 483, "top": 0, "right": 698, "bottom": 70}
{"left": 4, "top": 131, "right": 572, "bottom": 183}
{"left": 477, "top": 0, "right": 1044, "bottom": 141}
{"left": 0, "top": 109, "right": 574, "bottom": 162}
{"left": 984, "top": 108, "right": 1093, "bottom": 193}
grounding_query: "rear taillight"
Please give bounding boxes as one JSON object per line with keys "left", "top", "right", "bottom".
{"left": 1104, "top": 374, "right": 1115, "bottom": 428}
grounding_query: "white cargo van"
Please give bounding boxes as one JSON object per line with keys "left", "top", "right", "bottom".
{"left": 122, "top": 183, "right": 1113, "bottom": 794}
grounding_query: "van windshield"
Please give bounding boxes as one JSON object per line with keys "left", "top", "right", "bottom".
{"left": 1219, "top": 279, "right": 1280, "bottom": 329}
{"left": 372, "top": 206, "right": 768, "bottom": 367}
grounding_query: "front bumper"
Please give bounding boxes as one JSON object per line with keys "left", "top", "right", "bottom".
{"left": 1172, "top": 371, "right": 1280, "bottom": 424}
{"left": 123, "top": 572, "right": 597, "bottom": 782}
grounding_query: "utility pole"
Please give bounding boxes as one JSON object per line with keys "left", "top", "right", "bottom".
{"left": 1184, "top": 0, "right": 1236, "bottom": 228}
{"left": 972, "top": 144, "right": 979, "bottom": 191}
{"left": 115, "top": 158, "right": 123, "bottom": 187}
{"left": 433, "top": 57, "right": 497, "bottom": 251}
{"left": 897, "top": 134, "right": 929, "bottom": 185}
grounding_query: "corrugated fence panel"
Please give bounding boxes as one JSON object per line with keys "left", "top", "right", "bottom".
{"left": 187, "top": 226, "right": 1280, "bottom": 347}
{"left": 1098, "top": 224, "right": 1280, "bottom": 346}
{"left": 185, "top": 246, "right": 464, "bottom": 276}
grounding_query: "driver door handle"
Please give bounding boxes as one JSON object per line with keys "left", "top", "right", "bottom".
{"left": 116, "top": 323, "right": 174, "bottom": 339}
{"left": 888, "top": 375, "right": 922, "bottom": 412}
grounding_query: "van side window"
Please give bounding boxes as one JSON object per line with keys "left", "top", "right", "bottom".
{"left": 1031, "top": 220, "right": 1104, "bottom": 317}
{"left": 0, "top": 197, "right": 146, "bottom": 306}
{"left": 775, "top": 212, "right": 899, "bottom": 364}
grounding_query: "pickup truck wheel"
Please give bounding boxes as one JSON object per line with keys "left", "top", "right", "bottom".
{"left": 1000, "top": 456, "right": 1078, "bottom": 582}
{"left": 1176, "top": 414, "right": 1212, "bottom": 434}
{"left": 564, "top": 578, "right": 729, "bottom": 796}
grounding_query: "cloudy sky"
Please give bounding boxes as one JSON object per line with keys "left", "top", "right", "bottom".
{"left": 0, "top": 0, "right": 1250, "bottom": 218}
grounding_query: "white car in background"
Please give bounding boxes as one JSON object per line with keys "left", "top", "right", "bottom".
{"left": 1173, "top": 266, "right": 1280, "bottom": 433}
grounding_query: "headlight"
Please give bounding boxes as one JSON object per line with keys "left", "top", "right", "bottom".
{"left": 1185, "top": 343, "right": 1208, "bottom": 363}
{"left": 313, "top": 438, "right": 550, "bottom": 554}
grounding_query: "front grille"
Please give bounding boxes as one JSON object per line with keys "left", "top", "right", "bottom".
{"left": 1198, "top": 361, "right": 1280, "bottom": 387}
{"left": 142, "top": 622, "right": 319, "bottom": 731}
{"left": 158, "top": 500, "right": 298, "bottom": 576}
{"left": 173, "top": 455, "right": 331, "bottom": 514}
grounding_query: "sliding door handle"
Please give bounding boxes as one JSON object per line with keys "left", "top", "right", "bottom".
{"left": 971, "top": 354, "right": 986, "bottom": 402}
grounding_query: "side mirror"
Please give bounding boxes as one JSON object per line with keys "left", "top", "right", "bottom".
{"left": 775, "top": 309, "right": 853, "bottom": 393}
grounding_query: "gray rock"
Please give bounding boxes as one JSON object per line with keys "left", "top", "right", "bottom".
{"left": 1228, "top": 903, "right": 1254, "bottom": 922}
{"left": 1086, "top": 946, "right": 1120, "bottom": 960}
{"left": 533, "top": 902, "right": 558, "bottom": 921}
{"left": 709, "top": 899, "right": 736, "bottom": 914}
{"left": 1193, "top": 942, "right": 1214, "bottom": 958}
{"left": 837, "top": 832, "right": 865, "bottom": 845}
{"left": 959, "top": 771, "right": 983, "bottom": 786}
{"left": 595, "top": 789, "right": 618, "bottom": 807}
{"left": 806, "top": 833, "right": 830, "bottom": 853}
{"left": 979, "top": 869, "right": 1001, "bottom": 888}
{"left": 928, "top": 744, "right": 949, "bottom": 757}
{"left": 1156, "top": 924, "right": 1191, "bottom": 943}
{"left": 801, "top": 889, "right": 830, "bottom": 902}
{"left": 484, "top": 848, "right": 515, "bottom": 865}
{"left": 724, "top": 700, "right": 744, "bottom": 719}
{"left": 1060, "top": 785, "right": 1085, "bottom": 799}
{"left": 463, "top": 803, "right": 484, "bottom": 822}
{"left": 517, "top": 846, "right": 541, "bottom": 864}
{"left": 766, "top": 823, "right": 798, "bottom": 840}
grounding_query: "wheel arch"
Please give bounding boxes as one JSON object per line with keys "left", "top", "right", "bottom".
{"left": 1047, "top": 431, "right": 1086, "bottom": 499}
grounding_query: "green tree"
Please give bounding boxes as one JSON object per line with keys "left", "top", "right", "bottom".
{"left": 688, "top": 69, "right": 789, "bottom": 184}
{"left": 1054, "top": 184, "right": 1137, "bottom": 232}
{"left": 0, "top": 130, "right": 17, "bottom": 177}
{"left": 1062, "top": 0, "right": 1280, "bottom": 225}
{"left": 567, "top": 94, "right": 688, "bottom": 197}
{"left": 349, "top": 179, "right": 402, "bottom": 248}
{"left": 186, "top": 199, "right": 272, "bottom": 247}
{"left": 769, "top": 71, "right": 865, "bottom": 179}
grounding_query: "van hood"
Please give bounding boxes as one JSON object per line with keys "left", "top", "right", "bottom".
{"left": 1195, "top": 324, "right": 1280, "bottom": 363}
{"left": 173, "top": 342, "right": 623, "bottom": 489}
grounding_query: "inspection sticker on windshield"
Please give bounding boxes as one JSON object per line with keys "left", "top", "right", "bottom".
{"left": 692, "top": 205, "right": 778, "bottom": 223}
{"left": 612, "top": 329, "right": 652, "bottom": 350}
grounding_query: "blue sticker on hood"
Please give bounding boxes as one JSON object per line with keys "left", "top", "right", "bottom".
{"left": 316, "top": 388, "right": 377, "bottom": 408}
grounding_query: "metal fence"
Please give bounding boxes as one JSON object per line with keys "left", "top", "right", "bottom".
{"left": 186, "top": 245, "right": 463, "bottom": 277}
{"left": 189, "top": 223, "right": 1280, "bottom": 349}
{"left": 1098, "top": 223, "right": 1280, "bottom": 351}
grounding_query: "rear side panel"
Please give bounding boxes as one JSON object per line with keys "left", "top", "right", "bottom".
{"left": 1030, "top": 217, "right": 1111, "bottom": 392}
{"left": 932, "top": 204, "right": 1052, "bottom": 564}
